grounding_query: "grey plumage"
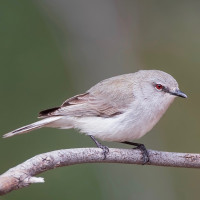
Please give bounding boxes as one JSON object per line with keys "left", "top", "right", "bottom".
{"left": 3, "top": 70, "right": 187, "bottom": 141}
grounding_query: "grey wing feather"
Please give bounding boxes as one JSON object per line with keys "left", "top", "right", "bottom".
{"left": 39, "top": 74, "right": 134, "bottom": 118}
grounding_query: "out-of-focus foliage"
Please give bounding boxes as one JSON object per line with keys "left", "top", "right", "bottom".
{"left": 0, "top": 1, "right": 199, "bottom": 199}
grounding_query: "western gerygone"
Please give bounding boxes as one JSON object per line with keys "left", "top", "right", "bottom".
{"left": 3, "top": 70, "right": 187, "bottom": 163}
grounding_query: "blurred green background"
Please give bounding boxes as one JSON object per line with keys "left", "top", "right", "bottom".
{"left": 0, "top": 0, "right": 199, "bottom": 199}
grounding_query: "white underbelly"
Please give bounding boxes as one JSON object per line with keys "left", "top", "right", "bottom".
{"left": 72, "top": 111, "right": 159, "bottom": 142}
{"left": 50, "top": 98, "right": 172, "bottom": 142}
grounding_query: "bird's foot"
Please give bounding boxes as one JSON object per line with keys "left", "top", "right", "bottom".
{"left": 89, "top": 135, "right": 109, "bottom": 159}
{"left": 133, "top": 144, "right": 149, "bottom": 164}
{"left": 122, "top": 141, "right": 150, "bottom": 164}
{"left": 98, "top": 144, "right": 109, "bottom": 160}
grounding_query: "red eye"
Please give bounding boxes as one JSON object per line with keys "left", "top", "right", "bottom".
{"left": 155, "top": 84, "right": 163, "bottom": 90}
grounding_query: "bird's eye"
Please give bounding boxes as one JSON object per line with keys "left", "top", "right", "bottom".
{"left": 155, "top": 84, "right": 163, "bottom": 91}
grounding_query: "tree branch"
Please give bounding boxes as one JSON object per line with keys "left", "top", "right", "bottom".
{"left": 0, "top": 147, "right": 200, "bottom": 195}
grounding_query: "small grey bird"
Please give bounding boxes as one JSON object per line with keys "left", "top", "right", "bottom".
{"left": 3, "top": 70, "right": 187, "bottom": 163}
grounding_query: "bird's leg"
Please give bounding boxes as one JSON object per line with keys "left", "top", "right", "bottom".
{"left": 89, "top": 135, "right": 109, "bottom": 159}
{"left": 122, "top": 141, "right": 149, "bottom": 164}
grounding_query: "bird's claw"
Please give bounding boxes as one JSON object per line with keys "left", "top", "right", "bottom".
{"left": 133, "top": 144, "right": 149, "bottom": 164}
{"left": 99, "top": 144, "right": 109, "bottom": 160}
{"left": 89, "top": 135, "right": 109, "bottom": 160}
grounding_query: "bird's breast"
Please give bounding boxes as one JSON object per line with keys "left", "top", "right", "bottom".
{"left": 73, "top": 97, "right": 174, "bottom": 142}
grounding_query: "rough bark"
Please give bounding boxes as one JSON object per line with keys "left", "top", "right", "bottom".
{"left": 0, "top": 147, "right": 200, "bottom": 195}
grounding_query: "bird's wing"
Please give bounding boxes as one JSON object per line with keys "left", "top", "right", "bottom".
{"left": 39, "top": 75, "right": 134, "bottom": 118}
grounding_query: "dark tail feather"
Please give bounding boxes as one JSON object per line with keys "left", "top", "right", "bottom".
{"left": 3, "top": 116, "right": 62, "bottom": 138}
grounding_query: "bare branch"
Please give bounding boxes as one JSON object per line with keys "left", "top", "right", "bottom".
{"left": 0, "top": 147, "right": 200, "bottom": 195}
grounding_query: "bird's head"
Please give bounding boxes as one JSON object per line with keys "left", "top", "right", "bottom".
{"left": 133, "top": 70, "right": 187, "bottom": 108}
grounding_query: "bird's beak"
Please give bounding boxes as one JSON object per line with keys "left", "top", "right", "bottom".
{"left": 170, "top": 89, "right": 187, "bottom": 98}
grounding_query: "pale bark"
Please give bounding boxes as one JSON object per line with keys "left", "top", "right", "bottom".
{"left": 0, "top": 147, "right": 200, "bottom": 195}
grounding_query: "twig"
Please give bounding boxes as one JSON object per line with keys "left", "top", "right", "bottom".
{"left": 0, "top": 147, "right": 200, "bottom": 195}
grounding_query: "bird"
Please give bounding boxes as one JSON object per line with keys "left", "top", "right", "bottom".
{"left": 3, "top": 70, "right": 187, "bottom": 163}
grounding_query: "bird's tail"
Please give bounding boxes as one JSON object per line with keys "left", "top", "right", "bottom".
{"left": 3, "top": 116, "right": 62, "bottom": 138}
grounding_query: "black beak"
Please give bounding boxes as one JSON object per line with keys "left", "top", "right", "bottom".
{"left": 170, "top": 89, "right": 187, "bottom": 98}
